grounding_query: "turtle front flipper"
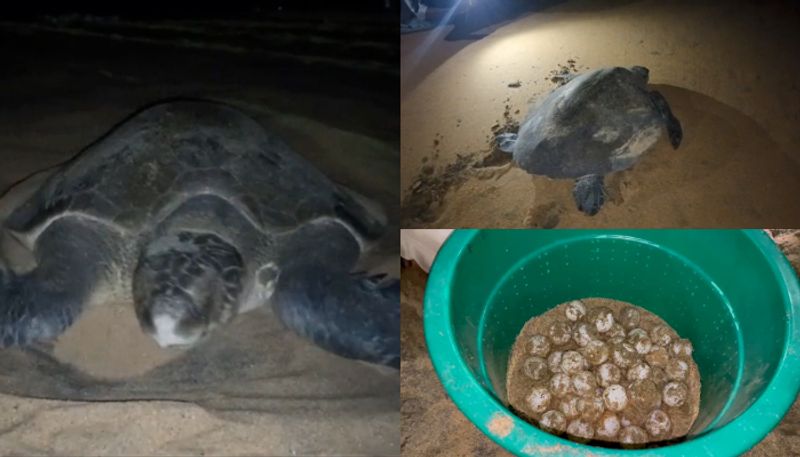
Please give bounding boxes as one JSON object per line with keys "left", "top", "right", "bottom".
{"left": 271, "top": 264, "right": 399, "bottom": 368}
{"left": 649, "top": 90, "right": 683, "bottom": 149}
{"left": 495, "top": 133, "right": 519, "bottom": 154}
{"left": 0, "top": 218, "right": 120, "bottom": 347}
{"left": 573, "top": 174, "right": 606, "bottom": 216}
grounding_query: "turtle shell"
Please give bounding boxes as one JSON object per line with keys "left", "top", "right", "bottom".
{"left": 512, "top": 67, "right": 668, "bottom": 179}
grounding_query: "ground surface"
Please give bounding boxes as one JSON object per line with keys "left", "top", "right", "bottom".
{"left": 401, "top": 0, "right": 800, "bottom": 228}
{"left": 0, "top": 14, "right": 398, "bottom": 456}
{"left": 400, "top": 230, "right": 800, "bottom": 456}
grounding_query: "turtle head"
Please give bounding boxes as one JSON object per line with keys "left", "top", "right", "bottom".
{"left": 138, "top": 290, "right": 211, "bottom": 347}
{"left": 133, "top": 232, "right": 244, "bottom": 348}
{"left": 630, "top": 66, "right": 649, "bottom": 84}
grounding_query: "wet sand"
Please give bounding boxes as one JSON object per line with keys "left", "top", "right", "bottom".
{"left": 401, "top": 0, "right": 800, "bottom": 228}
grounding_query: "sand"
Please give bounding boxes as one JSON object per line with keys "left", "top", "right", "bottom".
{"left": 400, "top": 229, "right": 800, "bottom": 457}
{"left": 0, "top": 15, "right": 398, "bottom": 456}
{"left": 401, "top": 0, "right": 800, "bottom": 228}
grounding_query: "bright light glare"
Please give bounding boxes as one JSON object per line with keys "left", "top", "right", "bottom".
{"left": 403, "top": 0, "right": 465, "bottom": 75}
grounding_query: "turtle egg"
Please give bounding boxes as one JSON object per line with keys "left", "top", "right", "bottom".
{"left": 523, "top": 357, "right": 549, "bottom": 381}
{"left": 540, "top": 410, "right": 567, "bottom": 433}
{"left": 596, "top": 412, "right": 621, "bottom": 439}
{"left": 671, "top": 339, "right": 694, "bottom": 358}
{"left": 578, "top": 395, "right": 605, "bottom": 422}
{"left": 612, "top": 342, "right": 638, "bottom": 368}
{"left": 572, "top": 371, "right": 598, "bottom": 396}
{"left": 567, "top": 419, "right": 594, "bottom": 440}
{"left": 561, "top": 351, "right": 587, "bottom": 374}
{"left": 627, "top": 362, "right": 652, "bottom": 381}
{"left": 527, "top": 334, "right": 551, "bottom": 357}
{"left": 549, "top": 321, "right": 573, "bottom": 345}
{"left": 527, "top": 387, "right": 552, "bottom": 413}
{"left": 597, "top": 363, "right": 622, "bottom": 387}
{"left": 590, "top": 307, "right": 615, "bottom": 333}
{"left": 547, "top": 351, "right": 563, "bottom": 373}
{"left": 632, "top": 336, "right": 653, "bottom": 355}
{"left": 565, "top": 300, "right": 587, "bottom": 321}
{"left": 582, "top": 339, "right": 610, "bottom": 365}
{"left": 665, "top": 359, "right": 689, "bottom": 381}
{"left": 607, "top": 323, "right": 627, "bottom": 344}
{"left": 572, "top": 322, "right": 598, "bottom": 347}
{"left": 650, "top": 325, "right": 675, "bottom": 347}
{"left": 663, "top": 381, "right": 689, "bottom": 407}
{"left": 628, "top": 380, "right": 661, "bottom": 411}
{"left": 645, "top": 346, "right": 670, "bottom": 367}
{"left": 559, "top": 395, "right": 582, "bottom": 418}
{"left": 645, "top": 409, "right": 672, "bottom": 438}
{"left": 602, "top": 384, "right": 628, "bottom": 411}
{"left": 620, "top": 307, "right": 641, "bottom": 329}
{"left": 550, "top": 373, "right": 573, "bottom": 397}
{"left": 651, "top": 366, "right": 668, "bottom": 385}
{"left": 620, "top": 426, "right": 648, "bottom": 445}
{"left": 626, "top": 328, "right": 648, "bottom": 341}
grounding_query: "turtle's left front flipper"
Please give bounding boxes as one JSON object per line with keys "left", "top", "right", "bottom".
{"left": 271, "top": 264, "right": 399, "bottom": 369}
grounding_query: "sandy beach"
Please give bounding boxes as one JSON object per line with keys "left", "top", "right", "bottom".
{"left": 401, "top": 0, "right": 800, "bottom": 228}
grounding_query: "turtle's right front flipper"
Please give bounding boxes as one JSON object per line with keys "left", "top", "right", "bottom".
{"left": 649, "top": 90, "right": 682, "bottom": 149}
{"left": 573, "top": 174, "right": 606, "bottom": 216}
{"left": 271, "top": 264, "right": 399, "bottom": 368}
{"left": 0, "top": 218, "right": 119, "bottom": 347}
{"left": 495, "top": 133, "right": 518, "bottom": 154}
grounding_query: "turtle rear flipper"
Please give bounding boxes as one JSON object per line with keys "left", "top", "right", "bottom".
{"left": 334, "top": 185, "right": 386, "bottom": 242}
{"left": 650, "top": 90, "right": 683, "bottom": 149}
{"left": 271, "top": 263, "right": 399, "bottom": 368}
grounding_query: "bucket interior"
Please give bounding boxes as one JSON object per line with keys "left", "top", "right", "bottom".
{"left": 446, "top": 230, "right": 788, "bottom": 439}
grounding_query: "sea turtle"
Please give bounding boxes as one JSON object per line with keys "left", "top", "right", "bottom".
{"left": 0, "top": 100, "right": 399, "bottom": 368}
{"left": 496, "top": 66, "right": 683, "bottom": 215}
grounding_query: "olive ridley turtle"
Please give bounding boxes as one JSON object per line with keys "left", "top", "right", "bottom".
{"left": 0, "top": 100, "right": 399, "bottom": 368}
{"left": 496, "top": 66, "right": 683, "bottom": 215}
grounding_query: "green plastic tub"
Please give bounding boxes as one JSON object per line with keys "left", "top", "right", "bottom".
{"left": 424, "top": 230, "right": 800, "bottom": 456}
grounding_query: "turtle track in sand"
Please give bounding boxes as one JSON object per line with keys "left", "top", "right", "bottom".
{"left": 401, "top": 60, "right": 585, "bottom": 227}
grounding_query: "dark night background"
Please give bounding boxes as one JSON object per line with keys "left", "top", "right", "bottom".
{"left": 4, "top": 1, "right": 399, "bottom": 18}
{"left": 0, "top": 1, "right": 399, "bottom": 142}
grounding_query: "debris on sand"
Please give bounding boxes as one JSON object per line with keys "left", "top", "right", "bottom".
{"left": 493, "top": 97, "right": 520, "bottom": 137}
{"left": 546, "top": 59, "right": 582, "bottom": 86}
{"left": 402, "top": 153, "right": 476, "bottom": 224}
{"left": 402, "top": 105, "right": 519, "bottom": 226}
{"left": 508, "top": 80, "right": 522, "bottom": 88}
